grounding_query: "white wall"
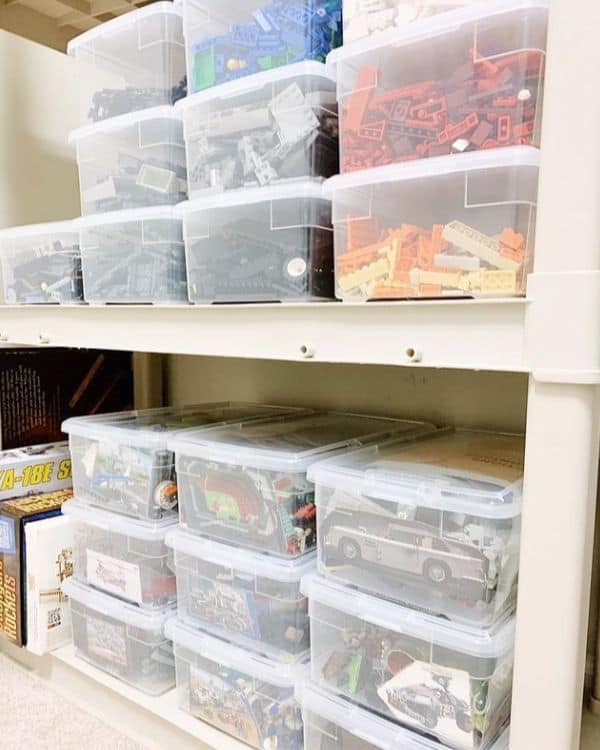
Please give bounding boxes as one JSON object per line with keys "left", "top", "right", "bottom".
{"left": 0, "top": 29, "right": 79, "bottom": 229}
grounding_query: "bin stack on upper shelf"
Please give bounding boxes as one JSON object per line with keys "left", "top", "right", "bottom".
{"left": 59, "top": 402, "right": 300, "bottom": 694}
{"left": 163, "top": 409, "right": 434, "bottom": 747}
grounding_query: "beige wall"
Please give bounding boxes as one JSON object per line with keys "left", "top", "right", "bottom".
{"left": 0, "top": 29, "right": 79, "bottom": 230}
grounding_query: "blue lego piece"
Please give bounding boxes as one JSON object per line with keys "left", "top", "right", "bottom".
{"left": 252, "top": 7, "right": 272, "bottom": 31}
{"left": 230, "top": 23, "right": 259, "bottom": 47}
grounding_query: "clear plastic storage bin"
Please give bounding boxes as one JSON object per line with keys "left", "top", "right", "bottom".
{"left": 0, "top": 221, "right": 83, "bottom": 304}
{"left": 304, "top": 574, "right": 514, "bottom": 750}
{"left": 328, "top": 148, "right": 539, "bottom": 300}
{"left": 165, "top": 617, "right": 306, "bottom": 749}
{"left": 183, "top": 0, "right": 343, "bottom": 95}
{"left": 63, "top": 402, "right": 302, "bottom": 522}
{"left": 166, "top": 527, "right": 315, "bottom": 660}
{"left": 310, "top": 430, "right": 524, "bottom": 625}
{"left": 298, "top": 681, "right": 510, "bottom": 750}
{"left": 329, "top": 0, "right": 548, "bottom": 173}
{"left": 181, "top": 182, "right": 334, "bottom": 303}
{"left": 177, "top": 62, "right": 338, "bottom": 196}
{"left": 173, "top": 411, "right": 435, "bottom": 557}
{"left": 62, "top": 578, "right": 175, "bottom": 695}
{"left": 70, "top": 107, "right": 187, "bottom": 215}
{"left": 63, "top": 500, "right": 177, "bottom": 610}
{"left": 67, "top": 3, "right": 186, "bottom": 125}
{"left": 77, "top": 206, "right": 187, "bottom": 304}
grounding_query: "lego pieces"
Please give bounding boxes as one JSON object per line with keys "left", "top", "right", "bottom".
{"left": 187, "top": 0, "right": 342, "bottom": 94}
{"left": 336, "top": 218, "right": 529, "bottom": 299}
{"left": 340, "top": 47, "right": 543, "bottom": 171}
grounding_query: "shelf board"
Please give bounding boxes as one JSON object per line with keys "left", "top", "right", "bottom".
{"left": 0, "top": 299, "right": 529, "bottom": 371}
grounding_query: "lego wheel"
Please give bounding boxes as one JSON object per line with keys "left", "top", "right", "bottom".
{"left": 339, "top": 538, "right": 361, "bottom": 562}
{"left": 424, "top": 559, "right": 451, "bottom": 585}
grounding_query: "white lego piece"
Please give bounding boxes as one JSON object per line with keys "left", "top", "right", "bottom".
{"left": 136, "top": 164, "right": 176, "bottom": 193}
{"left": 442, "top": 220, "right": 520, "bottom": 271}
{"left": 210, "top": 104, "right": 271, "bottom": 136}
{"left": 271, "top": 83, "right": 319, "bottom": 145}
{"left": 434, "top": 253, "right": 481, "bottom": 271}
{"left": 82, "top": 177, "right": 118, "bottom": 203}
{"left": 452, "top": 137, "right": 471, "bottom": 152}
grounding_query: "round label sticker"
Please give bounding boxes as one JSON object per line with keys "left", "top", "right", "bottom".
{"left": 154, "top": 480, "right": 178, "bottom": 510}
{"left": 287, "top": 257, "right": 307, "bottom": 277}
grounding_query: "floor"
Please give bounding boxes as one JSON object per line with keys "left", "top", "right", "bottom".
{"left": 0, "top": 653, "right": 148, "bottom": 750}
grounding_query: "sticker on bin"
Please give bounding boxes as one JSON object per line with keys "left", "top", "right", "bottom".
{"left": 166, "top": 527, "right": 315, "bottom": 660}
{"left": 184, "top": 0, "right": 343, "bottom": 95}
{"left": 67, "top": 2, "right": 186, "bottom": 124}
{"left": 62, "top": 577, "right": 176, "bottom": 695}
{"left": 303, "top": 574, "right": 515, "bottom": 750}
{"left": 180, "top": 181, "right": 335, "bottom": 302}
{"left": 63, "top": 500, "right": 178, "bottom": 609}
{"left": 63, "top": 402, "right": 305, "bottom": 522}
{"left": 177, "top": 62, "right": 338, "bottom": 196}
{"left": 0, "top": 221, "right": 83, "bottom": 304}
{"left": 328, "top": 0, "right": 548, "bottom": 172}
{"left": 165, "top": 617, "right": 307, "bottom": 749}
{"left": 297, "top": 681, "right": 510, "bottom": 750}
{"left": 327, "top": 147, "right": 539, "bottom": 299}
{"left": 310, "top": 429, "right": 524, "bottom": 625}
{"left": 70, "top": 107, "right": 187, "bottom": 215}
{"left": 172, "top": 411, "right": 436, "bottom": 557}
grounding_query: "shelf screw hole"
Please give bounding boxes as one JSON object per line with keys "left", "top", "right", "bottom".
{"left": 299, "top": 344, "right": 314, "bottom": 359}
{"left": 405, "top": 346, "right": 422, "bottom": 363}
{"left": 38, "top": 333, "right": 50, "bottom": 345}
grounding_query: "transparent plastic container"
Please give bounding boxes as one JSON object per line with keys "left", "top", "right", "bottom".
{"left": 77, "top": 206, "right": 187, "bottom": 304}
{"left": 180, "top": 182, "right": 335, "bottom": 303}
{"left": 62, "top": 578, "right": 175, "bottom": 695}
{"left": 176, "top": 62, "right": 338, "bottom": 196}
{"left": 166, "top": 527, "right": 315, "bottom": 660}
{"left": 298, "top": 681, "right": 510, "bottom": 750}
{"left": 327, "top": 147, "right": 539, "bottom": 300}
{"left": 304, "top": 574, "right": 514, "bottom": 750}
{"left": 165, "top": 617, "right": 306, "bottom": 749}
{"left": 328, "top": 0, "right": 548, "bottom": 173}
{"left": 0, "top": 221, "right": 83, "bottom": 304}
{"left": 63, "top": 402, "right": 303, "bottom": 522}
{"left": 67, "top": 2, "right": 186, "bottom": 125}
{"left": 63, "top": 500, "right": 177, "bottom": 610}
{"left": 172, "top": 411, "right": 435, "bottom": 557}
{"left": 183, "top": 0, "right": 343, "bottom": 95}
{"left": 310, "top": 430, "right": 524, "bottom": 626}
{"left": 70, "top": 107, "right": 187, "bottom": 216}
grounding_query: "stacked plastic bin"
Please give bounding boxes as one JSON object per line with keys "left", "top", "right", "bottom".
{"left": 298, "top": 428, "right": 525, "bottom": 750}
{"left": 175, "top": 0, "right": 344, "bottom": 303}
{"left": 59, "top": 401, "right": 301, "bottom": 694}
{"left": 165, "top": 410, "right": 435, "bottom": 746}
{"left": 66, "top": 2, "right": 189, "bottom": 304}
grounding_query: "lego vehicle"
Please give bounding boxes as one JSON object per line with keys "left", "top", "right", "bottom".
{"left": 322, "top": 509, "right": 494, "bottom": 591}
{"left": 311, "top": 430, "right": 524, "bottom": 625}
{"left": 387, "top": 676, "right": 474, "bottom": 734}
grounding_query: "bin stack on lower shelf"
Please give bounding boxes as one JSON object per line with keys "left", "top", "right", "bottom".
{"left": 299, "top": 429, "right": 525, "bottom": 750}
{"left": 162, "top": 409, "right": 434, "bottom": 746}
{"left": 58, "top": 401, "right": 303, "bottom": 694}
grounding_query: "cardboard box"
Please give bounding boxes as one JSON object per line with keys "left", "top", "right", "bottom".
{"left": 0, "top": 488, "right": 73, "bottom": 646}
{"left": 0, "top": 441, "right": 72, "bottom": 501}
{"left": 0, "top": 348, "right": 133, "bottom": 449}
{"left": 25, "top": 514, "right": 74, "bottom": 655}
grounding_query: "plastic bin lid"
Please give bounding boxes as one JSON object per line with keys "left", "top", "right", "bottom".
{"left": 178, "top": 180, "right": 328, "bottom": 215}
{"left": 165, "top": 617, "right": 308, "bottom": 687}
{"left": 62, "top": 402, "right": 303, "bottom": 450}
{"left": 308, "top": 430, "right": 524, "bottom": 519}
{"left": 69, "top": 105, "right": 183, "bottom": 144}
{"left": 62, "top": 577, "right": 175, "bottom": 630}
{"left": 302, "top": 574, "right": 515, "bottom": 657}
{"left": 67, "top": 2, "right": 182, "bottom": 53}
{"left": 326, "top": 0, "right": 549, "bottom": 74}
{"left": 0, "top": 219, "right": 77, "bottom": 240}
{"left": 175, "top": 60, "right": 335, "bottom": 112}
{"left": 324, "top": 146, "right": 540, "bottom": 195}
{"left": 169, "top": 412, "right": 435, "bottom": 473}
{"left": 62, "top": 499, "right": 178, "bottom": 540}
{"left": 296, "top": 681, "right": 510, "bottom": 750}
{"left": 165, "top": 527, "right": 316, "bottom": 583}
{"left": 75, "top": 204, "right": 181, "bottom": 230}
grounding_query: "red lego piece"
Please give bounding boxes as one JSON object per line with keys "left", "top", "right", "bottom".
{"left": 470, "top": 120, "right": 494, "bottom": 147}
{"left": 345, "top": 67, "right": 378, "bottom": 131}
{"left": 496, "top": 114, "right": 512, "bottom": 142}
{"left": 512, "top": 120, "right": 535, "bottom": 139}
{"left": 437, "top": 112, "right": 479, "bottom": 145}
{"left": 359, "top": 120, "right": 387, "bottom": 140}
{"left": 347, "top": 216, "right": 380, "bottom": 251}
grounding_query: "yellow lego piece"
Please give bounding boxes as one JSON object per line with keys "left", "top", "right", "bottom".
{"left": 338, "top": 257, "right": 390, "bottom": 293}
{"left": 442, "top": 220, "right": 520, "bottom": 271}
{"left": 409, "top": 268, "right": 463, "bottom": 288}
{"left": 479, "top": 269, "right": 519, "bottom": 295}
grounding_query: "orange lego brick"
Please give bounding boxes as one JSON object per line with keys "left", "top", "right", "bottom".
{"left": 499, "top": 227, "right": 525, "bottom": 251}
{"left": 347, "top": 216, "right": 380, "bottom": 251}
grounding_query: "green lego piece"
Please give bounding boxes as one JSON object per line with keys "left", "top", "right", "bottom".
{"left": 193, "top": 47, "right": 216, "bottom": 91}
{"left": 347, "top": 653, "right": 363, "bottom": 695}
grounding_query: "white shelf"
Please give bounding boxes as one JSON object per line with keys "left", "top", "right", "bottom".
{"left": 0, "top": 299, "right": 529, "bottom": 371}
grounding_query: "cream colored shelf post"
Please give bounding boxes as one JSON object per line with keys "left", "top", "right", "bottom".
{"left": 511, "top": 1, "right": 600, "bottom": 748}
